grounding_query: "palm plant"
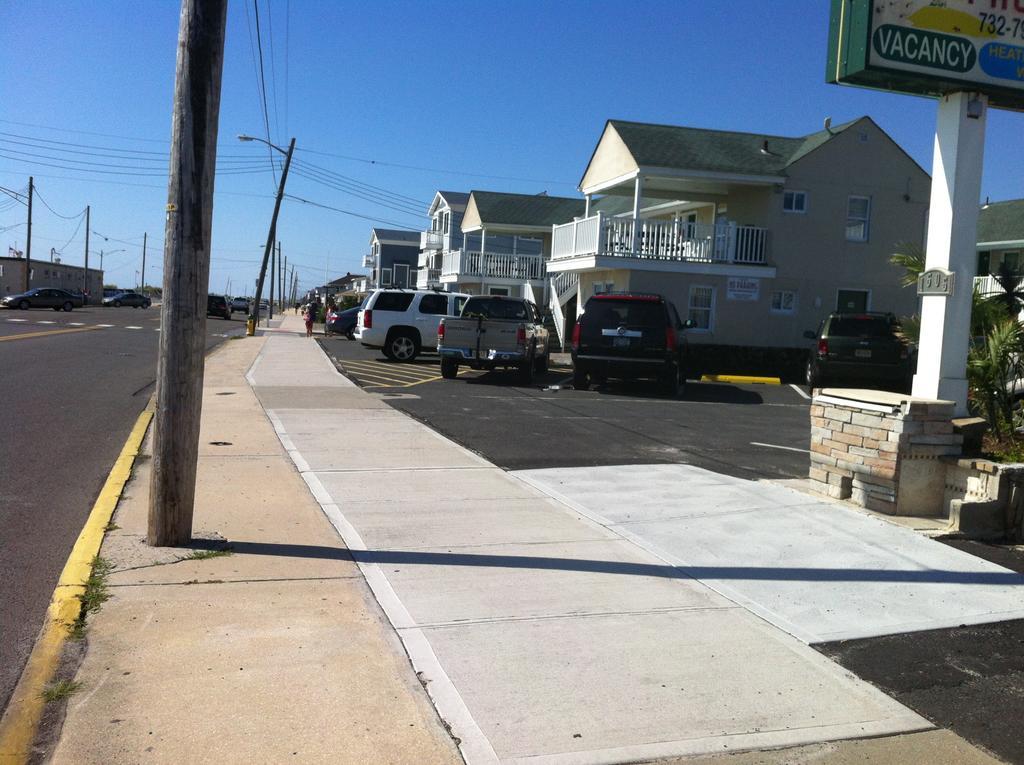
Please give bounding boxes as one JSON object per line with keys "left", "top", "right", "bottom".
{"left": 967, "top": 318, "right": 1024, "bottom": 436}
{"left": 986, "top": 261, "right": 1024, "bottom": 321}
{"left": 889, "top": 242, "right": 925, "bottom": 288}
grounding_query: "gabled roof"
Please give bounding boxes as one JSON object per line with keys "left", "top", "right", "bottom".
{"left": 465, "top": 191, "right": 585, "bottom": 229}
{"left": 370, "top": 228, "right": 419, "bottom": 245}
{"left": 428, "top": 190, "right": 470, "bottom": 217}
{"left": 603, "top": 117, "right": 861, "bottom": 179}
{"left": 978, "top": 199, "right": 1024, "bottom": 245}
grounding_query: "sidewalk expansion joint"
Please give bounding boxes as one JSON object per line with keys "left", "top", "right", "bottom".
{"left": 305, "top": 466, "right": 497, "bottom": 474}
{"left": 407, "top": 604, "right": 740, "bottom": 631}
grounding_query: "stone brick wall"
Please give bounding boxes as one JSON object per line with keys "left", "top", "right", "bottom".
{"left": 809, "top": 392, "right": 963, "bottom": 515}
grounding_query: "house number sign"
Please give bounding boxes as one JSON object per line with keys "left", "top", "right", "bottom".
{"left": 917, "top": 268, "right": 955, "bottom": 297}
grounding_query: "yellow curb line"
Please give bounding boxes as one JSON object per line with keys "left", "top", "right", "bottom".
{"left": 0, "top": 406, "right": 154, "bottom": 764}
{"left": 700, "top": 374, "right": 781, "bottom": 385}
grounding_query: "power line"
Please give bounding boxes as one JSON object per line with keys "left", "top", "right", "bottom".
{"left": 284, "top": 193, "right": 420, "bottom": 230}
{"left": 292, "top": 157, "right": 428, "bottom": 206}
{"left": 252, "top": 0, "right": 278, "bottom": 185}
{"left": 0, "top": 130, "right": 260, "bottom": 160}
{"left": 32, "top": 187, "right": 86, "bottom": 220}
{"left": 266, "top": 0, "right": 281, "bottom": 141}
{"left": 290, "top": 165, "right": 427, "bottom": 218}
{"left": 54, "top": 213, "right": 86, "bottom": 253}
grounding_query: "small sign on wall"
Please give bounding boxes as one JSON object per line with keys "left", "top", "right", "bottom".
{"left": 727, "top": 277, "right": 760, "bottom": 301}
{"left": 917, "top": 268, "right": 955, "bottom": 297}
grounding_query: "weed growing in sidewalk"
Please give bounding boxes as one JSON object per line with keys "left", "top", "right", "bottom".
{"left": 42, "top": 679, "right": 82, "bottom": 703}
{"left": 68, "top": 556, "right": 114, "bottom": 641}
{"left": 105, "top": 521, "right": 120, "bottom": 532}
{"left": 182, "top": 549, "right": 233, "bottom": 561}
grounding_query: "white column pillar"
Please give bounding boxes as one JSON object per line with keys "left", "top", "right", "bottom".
{"left": 913, "top": 92, "right": 987, "bottom": 415}
{"left": 480, "top": 228, "right": 487, "bottom": 293}
{"left": 584, "top": 194, "right": 592, "bottom": 217}
{"left": 630, "top": 175, "right": 644, "bottom": 255}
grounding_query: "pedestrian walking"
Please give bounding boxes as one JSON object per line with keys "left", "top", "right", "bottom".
{"left": 303, "top": 303, "right": 315, "bottom": 338}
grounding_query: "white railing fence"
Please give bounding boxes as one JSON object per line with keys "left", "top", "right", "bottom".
{"left": 442, "top": 250, "right": 545, "bottom": 281}
{"left": 416, "top": 268, "right": 441, "bottom": 288}
{"left": 551, "top": 214, "right": 768, "bottom": 264}
{"left": 548, "top": 272, "right": 578, "bottom": 351}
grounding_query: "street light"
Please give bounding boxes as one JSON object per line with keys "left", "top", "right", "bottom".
{"left": 238, "top": 134, "right": 296, "bottom": 334}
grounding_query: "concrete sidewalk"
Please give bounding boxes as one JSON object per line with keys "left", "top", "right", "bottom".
{"left": 43, "top": 316, "right": 1003, "bottom": 764}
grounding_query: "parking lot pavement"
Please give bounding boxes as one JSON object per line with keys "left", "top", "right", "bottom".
{"left": 319, "top": 336, "right": 811, "bottom": 480}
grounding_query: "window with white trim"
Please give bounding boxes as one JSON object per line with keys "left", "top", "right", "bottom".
{"left": 782, "top": 191, "right": 806, "bottom": 213}
{"left": 688, "top": 285, "right": 714, "bottom": 331}
{"left": 770, "top": 290, "right": 797, "bottom": 314}
{"left": 846, "top": 196, "right": 871, "bottom": 242}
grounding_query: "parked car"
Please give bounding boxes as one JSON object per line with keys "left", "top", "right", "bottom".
{"left": 570, "top": 292, "right": 691, "bottom": 396}
{"left": 207, "top": 294, "right": 232, "bottom": 320}
{"left": 437, "top": 295, "right": 551, "bottom": 384}
{"left": 103, "top": 290, "right": 151, "bottom": 308}
{"left": 357, "top": 289, "right": 468, "bottom": 361}
{"left": 804, "top": 312, "right": 914, "bottom": 393}
{"left": 230, "top": 296, "right": 250, "bottom": 314}
{"left": 0, "top": 288, "right": 83, "bottom": 311}
{"left": 327, "top": 306, "right": 360, "bottom": 339}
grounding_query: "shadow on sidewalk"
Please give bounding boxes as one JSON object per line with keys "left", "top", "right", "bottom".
{"left": 186, "top": 539, "right": 1024, "bottom": 586}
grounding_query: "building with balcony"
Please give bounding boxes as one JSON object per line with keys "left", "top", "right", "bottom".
{"left": 547, "top": 116, "right": 930, "bottom": 364}
{"left": 974, "top": 199, "right": 1024, "bottom": 298}
{"left": 365, "top": 228, "right": 419, "bottom": 289}
{"left": 417, "top": 191, "right": 469, "bottom": 289}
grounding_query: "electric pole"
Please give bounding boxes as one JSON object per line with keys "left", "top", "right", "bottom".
{"left": 84, "top": 205, "right": 90, "bottom": 303}
{"left": 24, "top": 177, "right": 33, "bottom": 292}
{"left": 279, "top": 246, "right": 285, "bottom": 313}
{"left": 268, "top": 238, "right": 275, "bottom": 322}
{"left": 245, "top": 136, "right": 295, "bottom": 334}
{"left": 141, "top": 232, "right": 147, "bottom": 294}
{"left": 148, "top": 0, "right": 228, "bottom": 547}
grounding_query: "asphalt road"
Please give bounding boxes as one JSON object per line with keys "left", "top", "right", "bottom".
{"left": 0, "top": 305, "right": 241, "bottom": 714}
{"left": 317, "top": 336, "right": 813, "bottom": 480}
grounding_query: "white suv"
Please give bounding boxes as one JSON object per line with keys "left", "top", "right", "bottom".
{"left": 357, "top": 289, "right": 469, "bottom": 361}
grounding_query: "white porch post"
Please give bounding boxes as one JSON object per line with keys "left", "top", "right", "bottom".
{"left": 480, "top": 228, "right": 487, "bottom": 293}
{"left": 913, "top": 92, "right": 987, "bottom": 415}
{"left": 584, "top": 194, "right": 592, "bottom": 217}
{"left": 630, "top": 174, "right": 644, "bottom": 256}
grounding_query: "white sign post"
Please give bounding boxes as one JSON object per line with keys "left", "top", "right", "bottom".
{"left": 912, "top": 92, "right": 987, "bottom": 414}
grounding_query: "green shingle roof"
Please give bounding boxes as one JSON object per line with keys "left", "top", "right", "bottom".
{"left": 978, "top": 199, "right": 1024, "bottom": 244}
{"left": 607, "top": 118, "right": 861, "bottom": 177}
{"left": 469, "top": 191, "right": 586, "bottom": 227}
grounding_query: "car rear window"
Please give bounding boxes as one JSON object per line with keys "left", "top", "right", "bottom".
{"left": 827, "top": 316, "right": 896, "bottom": 338}
{"left": 462, "top": 297, "right": 528, "bottom": 320}
{"left": 419, "top": 294, "right": 448, "bottom": 315}
{"left": 372, "top": 292, "right": 414, "bottom": 312}
{"left": 584, "top": 299, "right": 666, "bottom": 328}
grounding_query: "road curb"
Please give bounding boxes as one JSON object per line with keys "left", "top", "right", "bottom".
{"left": 701, "top": 374, "right": 782, "bottom": 385}
{"left": 0, "top": 407, "right": 153, "bottom": 764}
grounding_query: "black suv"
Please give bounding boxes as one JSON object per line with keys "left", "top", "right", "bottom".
{"left": 804, "top": 312, "right": 913, "bottom": 393}
{"left": 571, "top": 292, "right": 691, "bottom": 396}
{"left": 207, "top": 294, "right": 231, "bottom": 320}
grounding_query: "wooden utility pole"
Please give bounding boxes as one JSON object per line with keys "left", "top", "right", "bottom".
{"left": 84, "top": 205, "right": 90, "bottom": 303}
{"left": 247, "top": 137, "right": 295, "bottom": 333}
{"left": 268, "top": 238, "right": 275, "bottom": 321}
{"left": 24, "top": 177, "right": 33, "bottom": 292}
{"left": 279, "top": 247, "right": 285, "bottom": 313}
{"left": 148, "top": 0, "right": 228, "bottom": 547}
{"left": 141, "top": 232, "right": 147, "bottom": 293}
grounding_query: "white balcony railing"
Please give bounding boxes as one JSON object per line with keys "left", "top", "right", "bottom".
{"left": 973, "top": 274, "right": 1024, "bottom": 296}
{"left": 441, "top": 250, "right": 545, "bottom": 281}
{"left": 361, "top": 254, "right": 375, "bottom": 268}
{"left": 551, "top": 213, "right": 768, "bottom": 265}
{"left": 416, "top": 268, "right": 442, "bottom": 289}
{"left": 420, "top": 231, "right": 444, "bottom": 250}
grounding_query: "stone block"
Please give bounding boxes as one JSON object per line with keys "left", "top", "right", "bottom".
{"left": 823, "top": 406, "right": 852, "bottom": 424}
{"left": 908, "top": 433, "right": 962, "bottom": 446}
{"left": 863, "top": 438, "right": 881, "bottom": 450}
{"left": 810, "top": 426, "right": 832, "bottom": 440}
{"left": 827, "top": 480, "right": 851, "bottom": 500}
{"left": 832, "top": 431, "right": 864, "bottom": 447}
{"left": 809, "top": 404, "right": 825, "bottom": 417}
{"left": 853, "top": 474, "right": 897, "bottom": 491}
{"left": 823, "top": 438, "right": 849, "bottom": 453}
{"left": 877, "top": 440, "right": 898, "bottom": 453}
{"left": 849, "top": 445, "right": 878, "bottom": 458}
{"left": 923, "top": 420, "right": 954, "bottom": 435}
{"left": 808, "top": 466, "right": 828, "bottom": 483}
{"left": 851, "top": 412, "right": 885, "bottom": 428}
{"left": 809, "top": 442, "right": 832, "bottom": 456}
{"left": 810, "top": 416, "right": 828, "bottom": 428}
{"left": 809, "top": 452, "right": 838, "bottom": 468}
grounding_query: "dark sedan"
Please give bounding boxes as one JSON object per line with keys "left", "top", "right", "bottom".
{"left": 207, "top": 294, "right": 232, "bottom": 320}
{"left": 1, "top": 288, "right": 84, "bottom": 311}
{"left": 103, "top": 291, "right": 151, "bottom": 308}
{"left": 326, "top": 306, "right": 360, "bottom": 339}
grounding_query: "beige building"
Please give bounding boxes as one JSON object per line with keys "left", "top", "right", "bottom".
{"left": 546, "top": 116, "right": 930, "bottom": 372}
{"left": 0, "top": 255, "right": 104, "bottom": 302}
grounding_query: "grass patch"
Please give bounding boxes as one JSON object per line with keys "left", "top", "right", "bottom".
{"left": 182, "top": 548, "right": 233, "bottom": 561}
{"left": 105, "top": 521, "right": 120, "bottom": 532}
{"left": 42, "top": 680, "right": 82, "bottom": 703}
{"left": 68, "top": 556, "right": 114, "bottom": 640}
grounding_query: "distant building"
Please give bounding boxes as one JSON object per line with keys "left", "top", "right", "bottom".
{"left": 363, "top": 229, "right": 419, "bottom": 289}
{"left": 0, "top": 254, "right": 103, "bottom": 302}
{"left": 974, "top": 199, "right": 1024, "bottom": 296}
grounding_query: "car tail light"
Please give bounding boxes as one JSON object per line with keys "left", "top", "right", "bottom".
{"left": 665, "top": 325, "right": 677, "bottom": 352}
{"left": 438, "top": 321, "right": 446, "bottom": 340}
{"left": 363, "top": 309, "right": 372, "bottom": 329}
{"left": 817, "top": 338, "right": 828, "bottom": 357}
{"left": 516, "top": 325, "right": 526, "bottom": 346}
{"left": 571, "top": 321, "right": 581, "bottom": 350}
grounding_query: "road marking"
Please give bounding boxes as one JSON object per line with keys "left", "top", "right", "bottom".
{"left": 0, "top": 326, "right": 104, "bottom": 343}
{"left": 36, "top": 320, "right": 55, "bottom": 325}
{"left": 68, "top": 322, "right": 85, "bottom": 326}
{"left": 750, "top": 441, "right": 810, "bottom": 454}
{"left": 790, "top": 384, "right": 811, "bottom": 400}
{"left": 701, "top": 374, "right": 782, "bottom": 385}
{"left": 0, "top": 407, "right": 153, "bottom": 761}
{"left": 96, "top": 324, "right": 114, "bottom": 328}
{"left": 125, "top": 326, "right": 143, "bottom": 330}
{"left": 7, "top": 318, "right": 28, "bottom": 322}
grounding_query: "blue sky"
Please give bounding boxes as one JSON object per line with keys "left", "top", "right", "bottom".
{"left": 1, "top": 0, "right": 1021, "bottom": 294}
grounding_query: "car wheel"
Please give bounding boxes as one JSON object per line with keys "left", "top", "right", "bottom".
{"left": 385, "top": 331, "right": 419, "bottom": 362}
{"left": 225, "top": 312, "right": 231, "bottom": 320}
{"left": 62, "top": 302, "right": 73, "bottom": 312}
{"left": 572, "top": 369, "right": 589, "bottom": 390}
{"left": 661, "top": 362, "right": 681, "bottom": 398}
{"left": 519, "top": 356, "right": 536, "bottom": 385}
{"left": 345, "top": 329, "right": 355, "bottom": 341}
{"left": 441, "top": 359, "right": 459, "bottom": 379}
{"left": 534, "top": 352, "right": 549, "bottom": 374}
{"left": 114, "top": 300, "right": 122, "bottom": 308}
{"left": 806, "top": 360, "right": 824, "bottom": 394}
